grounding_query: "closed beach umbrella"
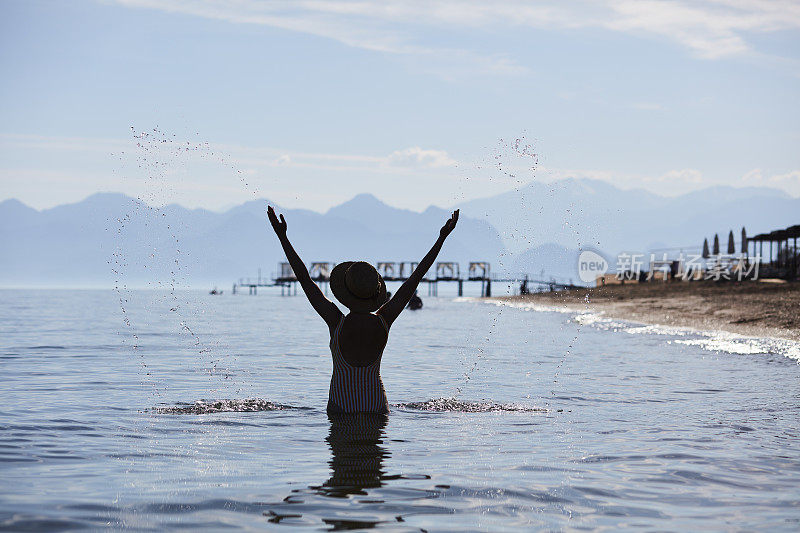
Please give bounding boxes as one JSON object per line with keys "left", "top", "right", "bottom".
{"left": 713, "top": 234, "right": 720, "bottom": 255}
{"left": 741, "top": 227, "right": 747, "bottom": 254}
{"left": 727, "top": 230, "right": 735, "bottom": 254}
{"left": 702, "top": 238, "right": 710, "bottom": 259}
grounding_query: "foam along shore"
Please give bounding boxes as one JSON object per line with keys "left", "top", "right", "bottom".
{"left": 487, "top": 280, "right": 800, "bottom": 343}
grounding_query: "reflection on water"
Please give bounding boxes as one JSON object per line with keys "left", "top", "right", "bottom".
{"left": 317, "top": 414, "right": 389, "bottom": 499}
{"left": 267, "top": 414, "right": 413, "bottom": 529}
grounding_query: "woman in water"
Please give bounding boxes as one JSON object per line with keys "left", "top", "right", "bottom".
{"left": 267, "top": 205, "right": 459, "bottom": 414}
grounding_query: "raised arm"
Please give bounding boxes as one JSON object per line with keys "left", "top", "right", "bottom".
{"left": 378, "top": 210, "right": 458, "bottom": 327}
{"left": 268, "top": 206, "right": 342, "bottom": 328}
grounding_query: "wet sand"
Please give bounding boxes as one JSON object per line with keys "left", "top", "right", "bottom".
{"left": 490, "top": 281, "right": 800, "bottom": 342}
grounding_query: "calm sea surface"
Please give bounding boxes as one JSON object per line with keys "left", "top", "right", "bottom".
{"left": 1, "top": 288, "right": 799, "bottom": 531}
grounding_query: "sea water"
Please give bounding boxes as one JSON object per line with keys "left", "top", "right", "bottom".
{"left": 1, "top": 289, "right": 799, "bottom": 530}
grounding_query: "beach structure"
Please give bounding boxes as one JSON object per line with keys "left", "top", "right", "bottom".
{"left": 428, "top": 262, "right": 460, "bottom": 296}
{"left": 398, "top": 262, "right": 419, "bottom": 279}
{"left": 309, "top": 262, "right": 333, "bottom": 281}
{"left": 683, "top": 263, "right": 705, "bottom": 281}
{"left": 436, "top": 262, "right": 460, "bottom": 280}
{"left": 468, "top": 262, "right": 492, "bottom": 298}
{"left": 468, "top": 262, "right": 491, "bottom": 279}
{"left": 234, "top": 262, "right": 297, "bottom": 295}
{"left": 690, "top": 223, "right": 799, "bottom": 281}
{"left": 375, "top": 262, "right": 421, "bottom": 281}
{"left": 648, "top": 258, "right": 679, "bottom": 281}
{"left": 376, "top": 262, "right": 399, "bottom": 280}
{"left": 308, "top": 262, "right": 334, "bottom": 294}
{"left": 277, "top": 262, "right": 298, "bottom": 295}
{"left": 749, "top": 224, "right": 800, "bottom": 279}
{"left": 233, "top": 261, "right": 579, "bottom": 297}
{"left": 596, "top": 274, "right": 623, "bottom": 286}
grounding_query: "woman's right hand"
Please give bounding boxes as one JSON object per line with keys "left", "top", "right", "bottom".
{"left": 268, "top": 205, "right": 287, "bottom": 236}
{"left": 440, "top": 209, "right": 459, "bottom": 238}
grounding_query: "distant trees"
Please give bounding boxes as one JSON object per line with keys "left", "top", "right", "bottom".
{"left": 741, "top": 227, "right": 747, "bottom": 254}
{"left": 702, "top": 228, "right": 747, "bottom": 258}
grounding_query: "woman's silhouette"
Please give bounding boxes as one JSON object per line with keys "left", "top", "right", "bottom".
{"left": 268, "top": 205, "right": 459, "bottom": 414}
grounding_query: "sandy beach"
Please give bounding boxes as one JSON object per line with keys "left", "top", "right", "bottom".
{"left": 490, "top": 281, "right": 800, "bottom": 342}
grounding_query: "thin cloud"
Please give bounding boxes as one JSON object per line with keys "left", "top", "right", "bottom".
{"left": 740, "top": 168, "right": 800, "bottom": 196}
{"left": 386, "top": 147, "right": 456, "bottom": 168}
{"left": 111, "top": 0, "right": 528, "bottom": 78}
{"left": 273, "top": 154, "right": 291, "bottom": 166}
{"left": 0, "top": 132, "right": 129, "bottom": 153}
{"left": 649, "top": 168, "right": 704, "bottom": 184}
{"left": 1, "top": 132, "right": 456, "bottom": 174}
{"left": 112, "top": 0, "right": 800, "bottom": 65}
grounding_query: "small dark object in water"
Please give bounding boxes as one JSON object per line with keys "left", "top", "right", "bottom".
{"left": 520, "top": 278, "right": 529, "bottom": 295}
{"left": 407, "top": 292, "right": 423, "bottom": 310}
{"left": 209, "top": 287, "right": 222, "bottom": 295}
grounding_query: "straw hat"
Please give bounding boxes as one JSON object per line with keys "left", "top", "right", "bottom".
{"left": 330, "top": 261, "right": 387, "bottom": 312}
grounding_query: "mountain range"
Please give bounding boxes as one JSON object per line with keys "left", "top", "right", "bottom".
{"left": 0, "top": 192, "right": 504, "bottom": 287}
{"left": 1, "top": 178, "right": 797, "bottom": 287}
{"left": 458, "top": 178, "right": 799, "bottom": 255}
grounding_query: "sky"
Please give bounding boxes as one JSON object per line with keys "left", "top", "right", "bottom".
{"left": 1, "top": 0, "right": 799, "bottom": 212}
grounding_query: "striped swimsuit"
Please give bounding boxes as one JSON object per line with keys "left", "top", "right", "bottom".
{"left": 327, "top": 314, "right": 390, "bottom": 415}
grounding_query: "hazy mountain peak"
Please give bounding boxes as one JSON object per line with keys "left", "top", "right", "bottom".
{"left": 326, "top": 193, "right": 418, "bottom": 222}
{"left": 41, "top": 192, "right": 141, "bottom": 218}
{"left": 678, "top": 185, "right": 789, "bottom": 202}
{"left": 81, "top": 192, "right": 138, "bottom": 205}
{"left": 223, "top": 198, "right": 271, "bottom": 218}
{"left": 0, "top": 198, "right": 37, "bottom": 213}
{"left": 2, "top": 178, "right": 796, "bottom": 287}
{"left": 0, "top": 198, "right": 39, "bottom": 227}
{"left": 227, "top": 198, "right": 269, "bottom": 209}
{"left": 459, "top": 176, "right": 799, "bottom": 255}
{"left": 327, "top": 193, "right": 387, "bottom": 214}
{"left": 423, "top": 205, "right": 448, "bottom": 216}
{"left": 351, "top": 192, "right": 381, "bottom": 202}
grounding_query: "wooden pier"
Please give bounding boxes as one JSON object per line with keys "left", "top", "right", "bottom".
{"left": 233, "top": 262, "right": 580, "bottom": 296}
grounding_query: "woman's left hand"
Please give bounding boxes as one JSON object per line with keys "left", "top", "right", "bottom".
{"left": 268, "top": 205, "right": 287, "bottom": 236}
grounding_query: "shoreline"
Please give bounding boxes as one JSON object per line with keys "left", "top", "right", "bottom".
{"left": 487, "top": 281, "right": 800, "bottom": 343}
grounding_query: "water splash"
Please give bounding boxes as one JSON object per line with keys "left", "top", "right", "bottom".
{"left": 153, "top": 399, "right": 309, "bottom": 414}
{"left": 395, "top": 397, "right": 546, "bottom": 413}
{"left": 153, "top": 398, "right": 548, "bottom": 414}
{"left": 112, "top": 126, "right": 267, "bottom": 398}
